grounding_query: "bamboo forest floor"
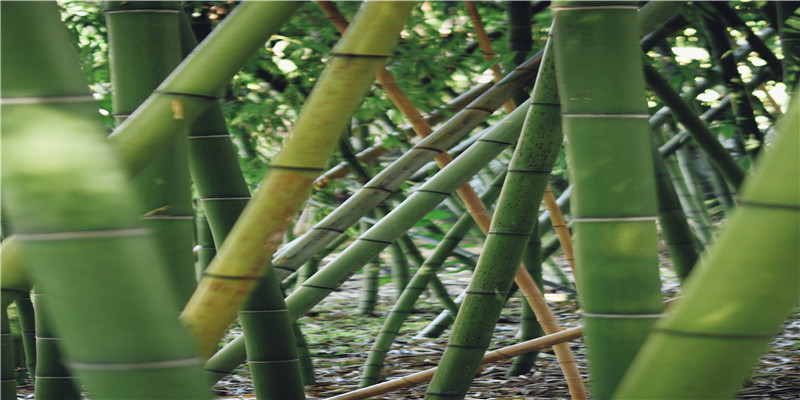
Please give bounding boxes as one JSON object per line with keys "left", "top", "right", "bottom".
{"left": 213, "top": 253, "right": 799, "bottom": 400}
{"left": 13, "top": 256, "right": 799, "bottom": 399}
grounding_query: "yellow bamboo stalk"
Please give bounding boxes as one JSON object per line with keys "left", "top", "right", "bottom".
{"left": 329, "top": 327, "right": 584, "bottom": 400}
{"left": 465, "top": 0, "right": 516, "bottom": 113}
{"left": 179, "top": 0, "right": 417, "bottom": 358}
{"left": 318, "top": 4, "right": 585, "bottom": 397}
{"left": 543, "top": 184, "right": 576, "bottom": 275}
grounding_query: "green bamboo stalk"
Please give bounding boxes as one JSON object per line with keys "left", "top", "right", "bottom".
{"left": 425, "top": 38, "right": 573, "bottom": 400}
{"left": 357, "top": 219, "right": 381, "bottom": 316}
{"left": 14, "top": 296, "right": 36, "bottom": 386}
{"left": 552, "top": 2, "right": 664, "bottom": 398}
{"left": 419, "top": 191, "right": 576, "bottom": 339}
{"left": 700, "top": 10, "right": 764, "bottom": 158}
{"left": 181, "top": 0, "right": 417, "bottom": 359}
{"left": 1, "top": 3, "right": 211, "bottom": 397}
{"left": 465, "top": 0, "right": 516, "bottom": 113}
{"left": 210, "top": 98, "right": 533, "bottom": 380}
{"left": 195, "top": 215, "right": 216, "bottom": 281}
{"left": 506, "top": 0, "right": 534, "bottom": 107}
{"left": 707, "top": 2, "right": 783, "bottom": 78}
{"left": 650, "top": 135, "right": 699, "bottom": 281}
{"left": 239, "top": 267, "right": 305, "bottom": 400}
{"left": 177, "top": 12, "right": 252, "bottom": 249}
{"left": 777, "top": 3, "right": 800, "bottom": 94}
{"left": 697, "top": 149, "right": 736, "bottom": 215}
{"left": 175, "top": 12, "right": 307, "bottom": 397}
{"left": 658, "top": 131, "right": 714, "bottom": 248}
{"left": 105, "top": 0, "right": 196, "bottom": 305}
{"left": 32, "top": 292, "right": 81, "bottom": 400}
{"left": 360, "top": 172, "right": 506, "bottom": 387}
{"left": 335, "top": 327, "right": 584, "bottom": 400}
{"left": 0, "top": 237, "right": 31, "bottom": 397}
{"left": 643, "top": 63, "right": 747, "bottom": 190}
{"left": 316, "top": 82, "right": 493, "bottom": 186}
{"left": 1, "top": 306, "right": 15, "bottom": 399}
{"left": 507, "top": 223, "right": 545, "bottom": 376}
{"left": 271, "top": 54, "right": 542, "bottom": 281}
{"left": 614, "top": 91, "right": 799, "bottom": 400}
{"left": 284, "top": 101, "right": 531, "bottom": 320}
{"left": 357, "top": 257, "right": 381, "bottom": 316}
{"left": 107, "top": 1, "right": 304, "bottom": 175}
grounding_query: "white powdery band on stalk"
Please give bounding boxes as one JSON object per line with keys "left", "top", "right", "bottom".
{"left": 68, "top": 357, "right": 203, "bottom": 371}
{"left": 14, "top": 228, "right": 148, "bottom": 241}
{"left": 572, "top": 216, "right": 658, "bottom": 223}
{"left": 581, "top": 312, "right": 662, "bottom": 318}
{"left": 0, "top": 95, "right": 95, "bottom": 105}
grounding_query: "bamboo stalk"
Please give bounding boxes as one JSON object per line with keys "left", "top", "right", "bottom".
{"left": 426, "top": 39, "right": 586, "bottom": 400}
{"left": 552, "top": 2, "right": 665, "bottom": 398}
{"left": 105, "top": 0, "right": 197, "bottom": 305}
{"left": 107, "top": 1, "right": 303, "bottom": 175}
{"left": 316, "top": 11, "right": 570, "bottom": 386}
{"left": 1, "top": 3, "right": 212, "bottom": 398}
{"left": 271, "top": 53, "right": 542, "bottom": 281}
{"left": 331, "top": 327, "right": 583, "bottom": 400}
{"left": 464, "top": 0, "right": 516, "bottom": 113}
{"left": 181, "top": 0, "right": 417, "bottom": 359}
{"left": 615, "top": 90, "right": 799, "bottom": 400}
{"left": 543, "top": 185, "right": 575, "bottom": 275}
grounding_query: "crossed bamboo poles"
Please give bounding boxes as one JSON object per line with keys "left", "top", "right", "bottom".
{"left": 317, "top": 2, "right": 585, "bottom": 398}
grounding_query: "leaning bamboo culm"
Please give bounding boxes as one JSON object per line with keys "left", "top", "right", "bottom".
{"left": 107, "top": 1, "right": 303, "bottom": 174}
{"left": 180, "top": 0, "right": 417, "bottom": 359}
{"left": 615, "top": 91, "right": 799, "bottom": 399}
{"left": 359, "top": 172, "right": 507, "bottom": 386}
{"left": 207, "top": 98, "right": 534, "bottom": 379}
{"left": 333, "top": 327, "right": 584, "bottom": 400}
{"left": 425, "top": 38, "right": 585, "bottom": 400}
{"left": 552, "top": 2, "right": 664, "bottom": 398}
{"left": 270, "top": 53, "right": 541, "bottom": 281}
{"left": 0, "top": 2, "right": 211, "bottom": 398}
{"left": 318, "top": 4, "right": 573, "bottom": 384}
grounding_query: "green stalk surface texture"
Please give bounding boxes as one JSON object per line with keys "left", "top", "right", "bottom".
{"left": 700, "top": 11, "right": 763, "bottom": 158}
{"left": 107, "top": 1, "right": 304, "bottom": 174}
{"left": 175, "top": 12, "right": 306, "bottom": 398}
{"left": 208, "top": 98, "right": 532, "bottom": 377}
{"left": 643, "top": 64, "right": 746, "bottom": 190}
{"left": 777, "top": 4, "right": 800, "bottom": 94}
{"left": 105, "top": 1, "right": 196, "bottom": 305}
{"left": 271, "top": 53, "right": 543, "bottom": 280}
{"left": 0, "top": 3, "right": 211, "bottom": 398}
{"left": 650, "top": 139, "right": 699, "bottom": 281}
{"left": 425, "top": 39, "right": 562, "bottom": 400}
{"left": 360, "top": 172, "right": 506, "bottom": 387}
{"left": 552, "top": 2, "right": 664, "bottom": 398}
{"left": 32, "top": 292, "right": 81, "bottom": 399}
{"left": 182, "top": 0, "right": 417, "bottom": 359}
{"left": 614, "top": 92, "right": 799, "bottom": 400}
{"left": 507, "top": 222, "right": 544, "bottom": 376}
{"left": 0, "top": 237, "right": 31, "bottom": 397}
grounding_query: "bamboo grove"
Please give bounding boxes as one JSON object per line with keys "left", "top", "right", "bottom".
{"left": 1, "top": 1, "right": 798, "bottom": 399}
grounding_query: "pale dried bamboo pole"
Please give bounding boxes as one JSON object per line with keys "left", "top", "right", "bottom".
{"left": 318, "top": 4, "right": 586, "bottom": 397}
{"left": 465, "top": 0, "right": 517, "bottom": 113}
{"left": 329, "top": 327, "right": 584, "bottom": 400}
{"left": 543, "top": 185, "right": 576, "bottom": 276}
